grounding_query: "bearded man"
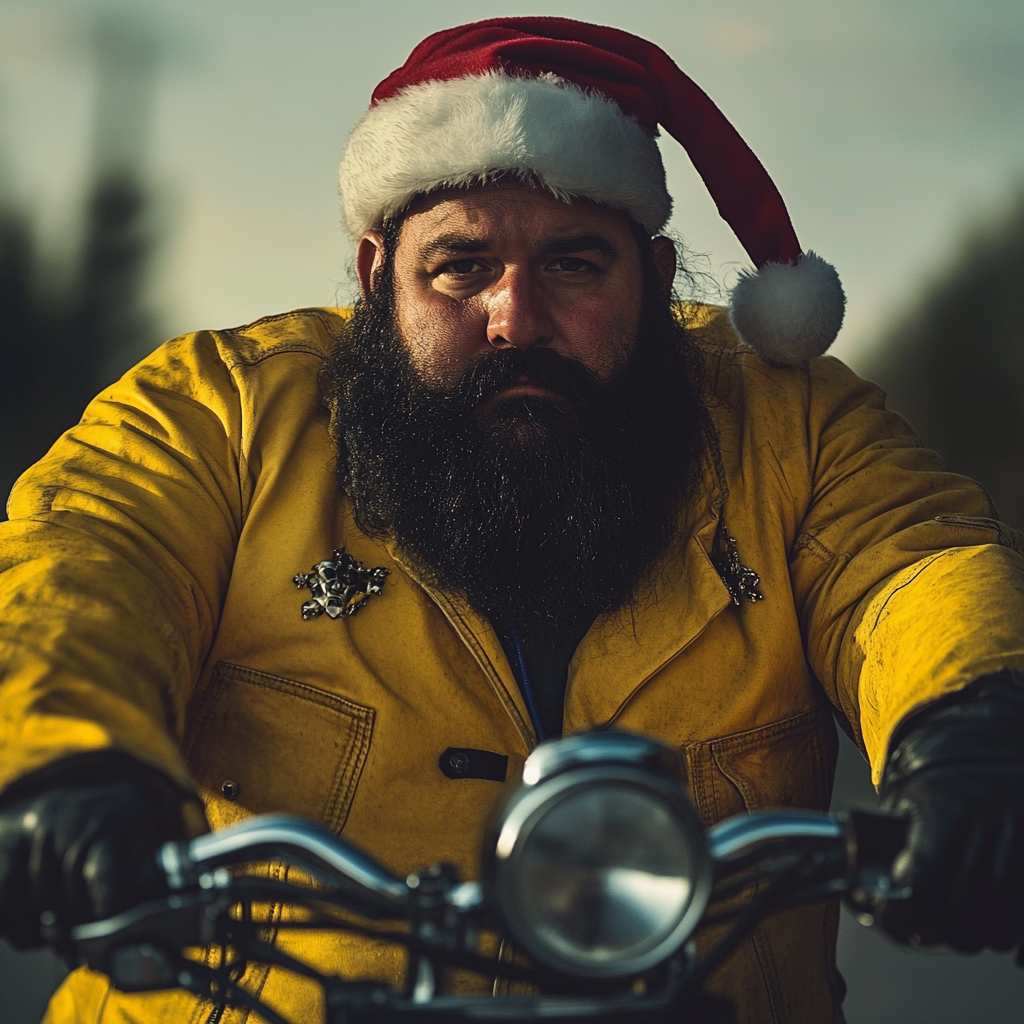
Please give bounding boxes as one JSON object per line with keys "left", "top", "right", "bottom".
{"left": 2, "top": 18, "right": 1024, "bottom": 1024}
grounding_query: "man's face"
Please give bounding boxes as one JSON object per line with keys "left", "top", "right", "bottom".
{"left": 356, "top": 184, "right": 674, "bottom": 396}
{"left": 332, "top": 184, "right": 709, "bottom": 630}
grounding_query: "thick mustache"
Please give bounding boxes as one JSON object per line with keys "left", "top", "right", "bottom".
{"left": 448, "top": 348, "right": 604, "bottom": 410}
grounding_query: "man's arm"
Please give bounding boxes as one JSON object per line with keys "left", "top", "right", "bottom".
{"left": 788, "top": 355, "right": 1024, "bottom": 949}
{"left": 0, "top": 328, "right": 246, "bottom": 798}
{"left": 787, "top": 355, "right": 1024, "bottom": 777}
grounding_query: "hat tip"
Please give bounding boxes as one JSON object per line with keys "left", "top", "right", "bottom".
{"left": 729, "top": 252, "right": 846, "bottom": 366}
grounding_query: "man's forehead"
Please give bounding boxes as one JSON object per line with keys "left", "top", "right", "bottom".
{"left": 397, "top": 183, "right": 635, "bottom": 254}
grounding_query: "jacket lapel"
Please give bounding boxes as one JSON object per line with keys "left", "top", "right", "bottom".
{"left": 383, "top": 542, "right": 537, "bottom": 751}
{"left": 565, "top": 473, "right": 732, "bottom": 731}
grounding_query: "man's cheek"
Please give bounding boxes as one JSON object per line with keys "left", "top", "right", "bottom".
{"left": 400, "top": 318, "right": 483, "bottom": 387}
{"left": 401, "top": 331, "right": 462, "bottom": 385}
{"left": 561, "top": 323, "right": 638, "bottom": 383}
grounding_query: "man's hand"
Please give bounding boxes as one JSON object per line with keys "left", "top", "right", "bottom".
{"left": 880, "top": 670, "right": 1024, "bottom": 953}
{"left": 0, "top": 753, "right": 193, "bottom": 949}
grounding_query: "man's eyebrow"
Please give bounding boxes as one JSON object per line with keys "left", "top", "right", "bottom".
{"left": 541, "top": 233, "right": 619, "bottom": 258}
{"left": 417, "top": 231, "right": 621, "bottom": 262}
{"left": 418, "top": 234, "right": 491, "bottom": 261}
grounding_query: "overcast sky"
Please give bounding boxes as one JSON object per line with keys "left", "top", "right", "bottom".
{"left": 1, "top": 0, "right": 1022, "bottom": 370}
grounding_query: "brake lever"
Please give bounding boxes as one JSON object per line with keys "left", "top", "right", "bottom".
{"left": 842, "top": 808, "right": 912, "bottom": 925}
{"left": 68, "top": 889, "right": 227, "bottom": 990}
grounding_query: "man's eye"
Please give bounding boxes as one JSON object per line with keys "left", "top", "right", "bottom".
{"left": 550, "top": 257, "right": 592, "bottom": 273}
{"left": 440, "top": 259, "right": 486, "bottom": 276}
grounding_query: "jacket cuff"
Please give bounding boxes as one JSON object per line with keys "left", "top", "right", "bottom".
{"left": 881, "top": 669, "right": 1024, "bottom": 796}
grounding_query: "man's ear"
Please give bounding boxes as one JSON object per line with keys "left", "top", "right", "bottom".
{"left": 356, "top": 231, "right": 386, "bottom": 300}
{"left": 651, "top": 236, "right": 677, "bottom": 297}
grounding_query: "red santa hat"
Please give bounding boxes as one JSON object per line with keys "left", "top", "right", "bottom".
{"left": 339, "top": 17, "right": 845, "bottom": 366}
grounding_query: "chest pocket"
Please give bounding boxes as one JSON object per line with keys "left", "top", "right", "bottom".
{"left": 682, "top": 705, "right": 844, "bottom": 1024}
{"left": 183, "top": 661, "right": 375, "bottom": 833}
{"left": 683, "top": 704, "right": 838, "bottom": 827}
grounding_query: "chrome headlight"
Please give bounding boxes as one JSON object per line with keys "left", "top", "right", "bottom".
{"left": 484, "top": 732, "right": 711, "bottom": 979}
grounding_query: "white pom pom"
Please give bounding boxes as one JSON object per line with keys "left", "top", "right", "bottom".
{"left": 729, "top": 251, "right": 846, "bottom": 366}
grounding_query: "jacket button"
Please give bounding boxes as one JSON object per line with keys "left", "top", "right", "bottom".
{"left": 221, "top": 780, "right": 239, "bottom": 800}
{"left": 448, "top": 753, "right": 470, "bottom": 774}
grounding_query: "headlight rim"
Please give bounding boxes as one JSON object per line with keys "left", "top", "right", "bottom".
{"left": 484, "top": 761, "right": 712, "bottom": 979}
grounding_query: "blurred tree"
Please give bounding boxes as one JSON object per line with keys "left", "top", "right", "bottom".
{"left": 0, "top": 11, "right": 164, "bottom": 518}
{"left": 0, "top": 170, "right": 159, "bottom": 517}
{"left": 866, "top": 189, "right": 1024, "bottom": 531}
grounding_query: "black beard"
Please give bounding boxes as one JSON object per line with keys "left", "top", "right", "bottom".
{"left": 321, "top": 246, "right": 715, "bottom": 632}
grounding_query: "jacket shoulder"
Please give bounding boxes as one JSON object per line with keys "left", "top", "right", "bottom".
{"left": 678, "top": 301, "right": 740, "bottom": 354}
{"left": 76, "top": 307, "right": 354, "bottom": 425}
{"left": 212, "top": 307, "right": 352, "bottom": 369}
{"left": 680, "top": 301, "right": 871, "bottom": 404}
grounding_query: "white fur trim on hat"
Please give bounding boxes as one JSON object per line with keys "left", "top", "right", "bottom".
{"left": 728, "top": 251, "right": 846, "bottom": 365}
{"left": 340, "top": 71, "right": 671, "bottom": 237}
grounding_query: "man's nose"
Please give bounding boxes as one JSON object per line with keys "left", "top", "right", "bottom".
{"left": 484, "top": 269, "right": 554, "bottom": 350}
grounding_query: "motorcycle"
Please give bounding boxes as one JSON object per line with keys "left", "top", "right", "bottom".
{"left": 58, "top": 731, "right": 908, "bottom": 1023}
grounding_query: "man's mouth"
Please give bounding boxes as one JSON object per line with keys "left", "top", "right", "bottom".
{"left": 498, "top": 381, "right": 558, "bottom": 399}
{"left": 478, "top": 376, "right": 565, "bottom": 415}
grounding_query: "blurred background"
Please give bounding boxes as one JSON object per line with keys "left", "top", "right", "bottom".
{"left": 0, "top": 0, "right": 1022, "bottom": 1020}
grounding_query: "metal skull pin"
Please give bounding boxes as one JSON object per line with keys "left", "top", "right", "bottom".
{"left": 293, "top": 549, "right": 390, "bottom": 620}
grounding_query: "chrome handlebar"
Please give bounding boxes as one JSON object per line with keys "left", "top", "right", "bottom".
{"left": 159, "top": 814, "right": 411, "bottom": 911}
{"left": 156, "top": 808, "right": 854, "bottom": 897}
{"left": 706, "top": 810, "right": 845, "bottom": 864}
{"left": 63, "top": 804, "right": 901, "bottom": 1020}
{"left": 60, "top": 727, "right": 908, "bottom": 1023}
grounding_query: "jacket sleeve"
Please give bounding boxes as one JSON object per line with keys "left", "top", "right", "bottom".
{"left": 787, "top": 357, "right": 1024, "bottom": 783}
{"left": 0, "top": 330, "right": 245, "bottom": 798}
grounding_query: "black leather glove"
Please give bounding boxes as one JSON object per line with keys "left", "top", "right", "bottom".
{"left": 0, "top": 752, "right": 193, "bottom": 949}
{"left": 879, "top": 669, "right": 1024, "bottom": 953}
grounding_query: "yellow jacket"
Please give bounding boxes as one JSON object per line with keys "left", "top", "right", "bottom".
{"left": 3, "top": 305, "right": 1024, "bottom": 1024}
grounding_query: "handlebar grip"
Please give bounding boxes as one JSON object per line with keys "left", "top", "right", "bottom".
{"left": 845, "top": 808, "right": 907, "bottom": 872}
